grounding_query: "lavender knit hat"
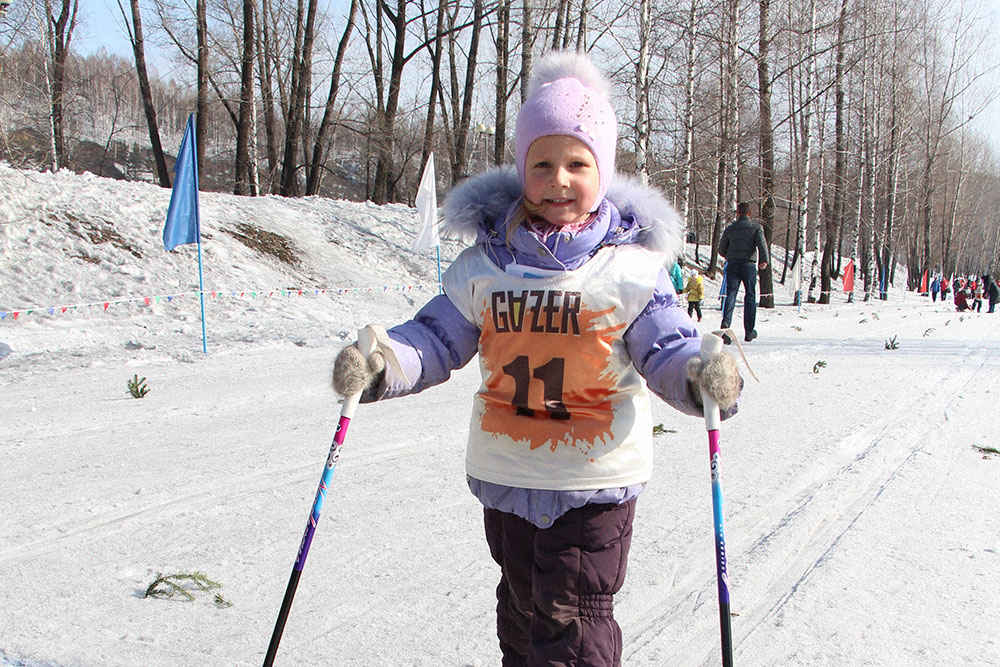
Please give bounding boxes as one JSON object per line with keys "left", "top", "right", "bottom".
{"left": 515, "top": 51, "right": 618, "bottom": 205}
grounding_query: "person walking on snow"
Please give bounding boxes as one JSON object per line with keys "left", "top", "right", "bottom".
{"left": 930, "top": 275, "right": 941, "bottom": 302}
{"left": 681, "top": 270, "right": 705, "bottom": 322}
{"left": 669, "top": 260, "right": 685, "bottom": 295}
{"left": 332, "top": 51, "right": 742, "bottom": 667}
{"left": 983, "top": 274, "right": 1000, "bottom": 313}
{"left": 718, "top": 201, "right": 769, "bottom": 342}
{"left": 972, "top": 281, "right": 983, "bottom": 312}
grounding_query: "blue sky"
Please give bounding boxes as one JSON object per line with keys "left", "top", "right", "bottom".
{"left": 77, "top": 0, "right": 173, "bottom": 75}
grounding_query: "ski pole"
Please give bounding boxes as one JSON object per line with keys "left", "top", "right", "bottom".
{"left": 700, "top": 332, "right": 734, "bottom": 667}
{"left": 263, "top": 326, "right": 378, "bottom": 667}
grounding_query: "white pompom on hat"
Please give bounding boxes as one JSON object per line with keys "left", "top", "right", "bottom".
{"left": 514, "top": 51, "right": 618, "bottom": 204}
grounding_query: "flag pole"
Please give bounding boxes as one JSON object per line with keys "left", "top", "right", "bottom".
{"left": 435, "top": 245, "right": 442, "bottom": 294}
{"left": 196, "top": 238, "right": 208, "bottom": 354}
{"left": 192, "top": 113, "right": 207, "bottom": 354}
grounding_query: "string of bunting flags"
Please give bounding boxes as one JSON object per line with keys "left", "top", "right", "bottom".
{"left": 0, "top": 282, "right": 441, "bottom": 323}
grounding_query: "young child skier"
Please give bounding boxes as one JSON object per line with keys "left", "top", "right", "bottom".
{"left": 333, "top": 51, "right": 742, "bottom": 667}
{"left": 682, "top": 270, "right": 705, "bottom": 322}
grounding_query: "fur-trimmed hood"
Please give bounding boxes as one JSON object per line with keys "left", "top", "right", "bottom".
{"left": 439, "top": 166, "right": 685, "bottom": 264}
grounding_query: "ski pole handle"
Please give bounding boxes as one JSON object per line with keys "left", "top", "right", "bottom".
{"left": 700, "top": 332, "right": 724, "bottom": 429}
{"left": 340, "top": 325, "right": 378, "bottom": 418}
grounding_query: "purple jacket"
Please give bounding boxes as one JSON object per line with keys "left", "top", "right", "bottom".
{"left": 363, "top": 168, "right": 734, "bottom": 526}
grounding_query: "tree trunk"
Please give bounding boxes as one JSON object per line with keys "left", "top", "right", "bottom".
{"left": 372, "top": 0, "right": 411, "bottom": 203}
{"left": 708, "top": 53, "right": 727, "bottom": 276}
{"left": 306, "top": 0, "right": 358, "bottom": 195}
{"left": 520, "top": 0, "right": 533, "bottom": 103}
{"left": 941, "top": 135, "right": 967, "bottom": 273}
{"left": 634, "top": 0, "right": 650, "bottom": 184}
{"left": 46, "top": 0, "right": 78, "bottom": 169}
{"left": 256, "top": 0, "right": 280, "bottom": 192}
{"left": 710, "top": 0, "right": 739, "bottom": 275}
{"left": 882, "top": 98, "right": 900, "bottom": 299}
{"left": 494, "top": 0, "right": 510, "bottom": 165}
{"left": 846, "top": 49, "right": 867, "bottom": 304}
{"left": 723, "top": 0, "right": 739, "bottom": 213}
{"left": 418, "top": 0, "right": 446, "bottom": 175}
{"left": 757, "top": 0, "right": 775, "bottom": 308}
{"left": 552, "top": 0, "right": 567, "bottom": 49}
{"left": 196, "top": 0, "right": 208, "bottom": 176}
{"left": 680, "top": 0, "right": 697, "bottom": 237}
{"left": 575, "top": 0, "right": 588, "bottom": 50}
{"left": 451, "top": 0, "right": 483, "bottom": 181}
{"left": 709, "top": 152, "right": 725, "bottom": 275}
{"left": 38, "top": 10, "right": 59, "bottom": 172}
{"left": 121, "top": 0, "right": 170, "bottom": 187}
{"left": 279, "top": 0, "right": 319, "bottom": 197}
{"left": 820, "top": 0, "right": 849, "bottom": 304}
{"left": 807, "top": 104, "right": 826, "bottom": 303}
{"left": 863, "top": 87, "right": 878, "bottom": 301}
{"left": 793, "top": 0, "right": 817, "bottom": 305}
{"left": 234, "top": 0, "right": 257, "bottom": 195}
{"left": 882, "top": 13, "right": 903, "bottom": 298}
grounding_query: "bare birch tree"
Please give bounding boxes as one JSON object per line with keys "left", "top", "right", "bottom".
{"left": 634, "top": 0, "right": 650, "bottom": 184}
{"left": 278, "top": 0, "right": 318, "bottom": 196}
{"left": 234, "top": 0, "right": 256, "bottom": 195}
{"left": 306, "top": 0, "right": 358, "bottom": 195}
{"left": 819, "top": 0, "right": 850, "bottom": 304}
{"left": 117, "top": 0, "right": 171, "bottom": 187}
{"left": 792, "top": 0, "right": 817, "bottom": 304}
{"left": 756, "top": 0, "right": 776, "bottom": 307}
{"left": 44, "top": 0, "right": 77, "bottom": 169}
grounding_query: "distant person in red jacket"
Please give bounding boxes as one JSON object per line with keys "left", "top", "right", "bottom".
{"left": 955, "top": 286, "right": 971, "bottom": 312}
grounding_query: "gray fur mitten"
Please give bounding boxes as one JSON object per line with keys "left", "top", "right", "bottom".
{"left": 686, "top": 352, "right": 741, "bottom": 410}
{"left": 332, "top": 344, "right": 386, "bottom": 397}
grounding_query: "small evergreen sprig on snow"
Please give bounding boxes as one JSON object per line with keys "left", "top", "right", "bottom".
{"left": 128, "top": 374, "right": 149, "bottom": 399}
{"left": 812, "top": 360, "right": 827, "bottom": 374}
{"left": 884, "top": 335, "right": 899, "bottom": 350}
{"left": 145, "top": 571, "right": 232, "bottom": 608}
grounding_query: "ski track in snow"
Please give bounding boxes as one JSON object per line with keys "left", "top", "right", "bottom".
{"left": 737, "top": 345, "right": 992, "bottom": 634}
{"left": 622, "top": 331, "right": 999, "bottom": 666}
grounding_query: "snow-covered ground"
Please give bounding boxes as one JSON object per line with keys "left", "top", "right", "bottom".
{"left": 2, "top": 163, "right": 998, "bottom": 666}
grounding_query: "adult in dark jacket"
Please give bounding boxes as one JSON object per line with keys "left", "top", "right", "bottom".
{"left": 718, "top": 202, "right": 769, "bottom": 342}
{"left": 983, "top": 274, "right": 1000, "bottom": 313}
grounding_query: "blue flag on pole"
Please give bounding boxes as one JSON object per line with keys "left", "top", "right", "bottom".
{"left": 163, "top": 114, "right": 200, "bottom": 251}
{"left": 162, "top": 114, "right": 209, "bottom": 354}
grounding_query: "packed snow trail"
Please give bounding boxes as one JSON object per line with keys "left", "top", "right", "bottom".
{"left": 620, "top": 327, "right": 1000, "bottom": 666}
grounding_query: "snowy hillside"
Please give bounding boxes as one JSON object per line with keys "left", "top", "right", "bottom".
{"left": 2, "top": 164, "right": 999, "bottom": 666}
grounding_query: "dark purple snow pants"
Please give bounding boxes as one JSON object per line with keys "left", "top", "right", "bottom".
{"left": 483, "top": 498, "right": 636, "bottom": 667}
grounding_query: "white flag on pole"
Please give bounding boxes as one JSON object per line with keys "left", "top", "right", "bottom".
{"left": 412, "top": 153, "right": 439, "bottom": 252}
{"left": 790, "top": 254, "right": 802, "bottom": 293}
